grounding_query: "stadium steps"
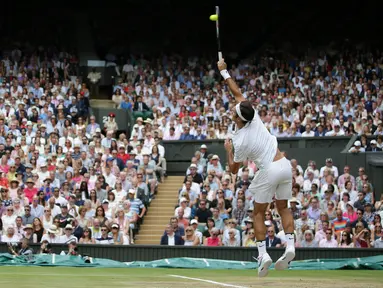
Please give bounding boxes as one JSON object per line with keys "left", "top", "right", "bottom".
{"left": 90, "top": 99, "right": 115, "bottom": 109}
{"left": 135, "top": 176, "right": 183, "bottom": 245}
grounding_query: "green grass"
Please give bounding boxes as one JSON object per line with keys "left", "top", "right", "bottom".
{"left": 0, "top": 267, "right": 380, "bottom": 288}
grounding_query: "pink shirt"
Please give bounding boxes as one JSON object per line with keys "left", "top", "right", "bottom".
{"left": 343, "top": 211, "right": 358, "bottom": 223}
{"left": 319, "top": 239, "right": 338, "bottom": 248}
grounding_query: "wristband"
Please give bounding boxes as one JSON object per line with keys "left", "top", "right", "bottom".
{"left": 220, "top": 69, "right": 231, "bottom": 80}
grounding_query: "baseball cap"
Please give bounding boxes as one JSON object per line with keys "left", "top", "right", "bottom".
{"left": 354, "top": 141, "right": 361, "bottom": 147}
{"left": 190, "top": 219, "right": 198, "bottom": 225}
{"left": 200, "top": 144, "right": 207, "bottom": 149}
{"left": 371, "top": 140, "right": 377, "bottom": 145}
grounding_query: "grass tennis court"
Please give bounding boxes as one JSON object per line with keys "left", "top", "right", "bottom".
{"left": 0, "top": 267, "right": 380, "bottom": 288}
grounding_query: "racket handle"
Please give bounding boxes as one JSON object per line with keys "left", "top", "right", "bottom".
{"left": 218, "top": 51, "right": 223, "bottom": 61}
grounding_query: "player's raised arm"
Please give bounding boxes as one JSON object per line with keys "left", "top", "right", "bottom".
{"left": 217, "top": 59, "right": 245, "bottom": 103}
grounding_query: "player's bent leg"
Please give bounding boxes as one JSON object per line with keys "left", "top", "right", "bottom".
{"left": 274, "top": 199, "right": 295, "bottom": 270}
{"left": 253, "top": 202, "right": 272, "bottom": 278}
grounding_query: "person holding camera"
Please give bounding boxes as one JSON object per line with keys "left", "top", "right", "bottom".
{"left": 353, "top": 223, "right": 372, "bottom": 248}
{"left": 8, "top": 238, "right": 33, "bottom": 256}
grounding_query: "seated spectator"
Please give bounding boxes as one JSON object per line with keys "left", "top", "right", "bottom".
{"left": 175, "top": 198, "right": 191, "bottom": 219}
{"left": 332, "top": 209, "right": 349, "bottom": 238}
{"left": 372, "top": 230, "right": 383, "bottom": 248}
{"left": 182, "top": 226, "right": 200, "bottom": 246}
{"left": 223, "top": 228, "right": 241, "bottom": 247}
{"left": 348, "top": 140, "right": 365, "bottom": 153}
{"left": 203, "top": 227, "right": 222, "bottom": 246}
{"left": 338, "top": 231, "right": 354, "bottom": 248}
{"left": 161, "top": 224, "right": 184, "bottom": 246}
{"left": 265, "top": 226, "right": 282, "bottom": 247}
{"left": 319, "top": 229, "right": 338, "bottom": 248}
{"left": 343, "top": 202, "right": 358, "bottom": 223}
{"left": 353, "top": 225, "right": 371, "bottom": 248}
{"left": 295, "top": 208, "right": 315, "bottom": 240}
{"left": 194, "top": 200, "right": 212, "bottom": 224}
{"left": 110, "top": 223, "right": 125, "bottom": 245}
{"left": 9, "top": 238, "right": 33, "bottom": 256}
{"left": 95, "top": 226, "right": 114, "bottom": 244}
{"left": 41, "top": 225, "right": 61, "bottom": 243}
{"left": 1, "top": 226, "right": 20, "bottom": 243}
{"left": 79, "top": 227, "right": 96, "bottom": 244}
{"left": 300, "top": 230, "right": 318, "bottom": 248}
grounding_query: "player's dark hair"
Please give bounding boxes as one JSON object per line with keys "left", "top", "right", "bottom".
{"left": 239, "top": 101, "right": 255, "bottom": 122}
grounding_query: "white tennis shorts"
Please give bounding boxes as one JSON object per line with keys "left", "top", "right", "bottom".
{"left": 249, "top": 157, "right": 292, "bottom": 203}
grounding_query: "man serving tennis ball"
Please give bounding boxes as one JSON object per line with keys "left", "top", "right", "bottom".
{"left": 218, "top": 59, "right": 296, "bottom": 277}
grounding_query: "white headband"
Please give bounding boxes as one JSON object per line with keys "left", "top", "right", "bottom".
{"left": 235, "top": 103, "right": 247, "bottom": 122}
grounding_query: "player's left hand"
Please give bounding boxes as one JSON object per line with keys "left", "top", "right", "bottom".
{"left": 224, "top": 138, "right": 232, "bottom": 152}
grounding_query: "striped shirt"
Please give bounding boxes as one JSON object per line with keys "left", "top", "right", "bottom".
{"left": 332, "top": 217, "right": 349, "bottom": 232}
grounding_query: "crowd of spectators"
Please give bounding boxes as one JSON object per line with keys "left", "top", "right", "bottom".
{"left": 1, "top": 43, "right": 383, "bottom": 249}
{"left": 0, "top": 45, "right": 167, "bottom": 246}
{"left": 111, "top": 50, "right": 382, "bottom": 151}
{"left": 161, "top": 146, "right": 383, "bottom": 248}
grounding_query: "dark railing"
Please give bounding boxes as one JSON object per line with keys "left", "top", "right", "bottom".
{"left": 0, "top": 244, "right": 381, "bottom": 262}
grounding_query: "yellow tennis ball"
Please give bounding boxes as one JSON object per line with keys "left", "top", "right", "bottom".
{"left": 209, "top": 14, "right": 218, "bottom": 21}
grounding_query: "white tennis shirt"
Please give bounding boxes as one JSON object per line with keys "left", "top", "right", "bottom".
{"left": 233, "top": 112, "right": 277, "bottom": 169}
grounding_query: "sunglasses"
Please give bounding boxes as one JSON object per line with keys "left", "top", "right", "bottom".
{"left": 101, "top": 229, "right": 108, "bottom": 231}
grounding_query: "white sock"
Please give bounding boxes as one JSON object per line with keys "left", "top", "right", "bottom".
{"left": 286, "top": 233, "right": 295, "bottom": 249}
{"left": 257, "top": 240, "right": 267, "bottom": 256}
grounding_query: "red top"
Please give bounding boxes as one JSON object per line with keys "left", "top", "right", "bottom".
{"left": 24, "top": 187, "right": 38, "bottom": 203}
{"left": 207, "top": 237, "right": 219, "bottom": 247}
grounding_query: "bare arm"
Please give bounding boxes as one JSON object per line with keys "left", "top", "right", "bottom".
{"left": 224, "top": 139, "right": 240, "bottom": 174}
{"left": 217, "top": 59, "right": 245, "bottom": 103}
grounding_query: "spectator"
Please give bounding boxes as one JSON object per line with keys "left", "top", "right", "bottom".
{"left": 203, "top": 227, "right": 222, "bottom": 246}
{"left": 161, "top": 224, "right": 184, "bottom": 246}
{"left": 348, "top": 141, "right": 365, "bottom": 153}
{"left": 319, "top": 229, "right": 338, "bottom": 248}
{"left": 339, "top": 231, "right": 354, "bottom": 248}
{"left": 265, "top": 226, "right": 282, "bottom": 247}
{"left": 300, "top": 230, "right": 318, "bottom": 248}
{"left": 182, "top": 226, "right": 200, "bottom": 246}
{"left": 194, "top": 200, "right": 212, "bottom": 224}
{"left": 95, "top": 226, "right": 114, "bottom": 244}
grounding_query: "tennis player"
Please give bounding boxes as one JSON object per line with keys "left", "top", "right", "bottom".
{"left": 218, "top": 59, "right": 295, "bottom": 277}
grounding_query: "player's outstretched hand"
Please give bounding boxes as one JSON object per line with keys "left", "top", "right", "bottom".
{"left": 224, "top": 138, "right": 233, "bottom": 152}
{"left": 217, "top": 59, "right": 227, "bottom": 71}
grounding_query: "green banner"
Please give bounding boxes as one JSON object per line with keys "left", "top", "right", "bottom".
{"left": 0, "top": 253, "right": 382, "bottom": 270}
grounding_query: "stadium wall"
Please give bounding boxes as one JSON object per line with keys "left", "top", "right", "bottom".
{"left": 0, "top": 244, "right": 381, "bottom": 262}
{"left": 91, "top": 107, "right": 134, "bottom": 134}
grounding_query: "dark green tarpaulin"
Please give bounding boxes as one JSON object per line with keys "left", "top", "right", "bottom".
{"left": 0, "top": 253, "right": 382, "bottom": 270}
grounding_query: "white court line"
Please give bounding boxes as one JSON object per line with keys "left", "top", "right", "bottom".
{"left": 169, "top": 274, "right": 248, "bottom": 288}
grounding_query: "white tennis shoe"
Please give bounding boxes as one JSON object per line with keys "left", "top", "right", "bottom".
{"left": 257, "top": 253, "right": 273, "bottom": 278}
{"left": 275, "top": 247, "right": 295, "bottom": 270}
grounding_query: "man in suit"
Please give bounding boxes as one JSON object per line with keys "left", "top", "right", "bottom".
{"left": 265, "top": 226, "right": 282, "bottom": 247}
{"left": 366, "top": 140, "right": 382, "bottom": 152}
{"left": 160, "top": 224, "right": 184, "bottom": 246}
{"left": 133, "top": 96, "right": 152, "bottom": 120}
